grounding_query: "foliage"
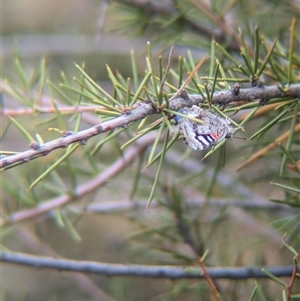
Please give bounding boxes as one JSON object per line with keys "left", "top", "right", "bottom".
{"left": 1, "top": 0, "right": 300, "bottom": 300}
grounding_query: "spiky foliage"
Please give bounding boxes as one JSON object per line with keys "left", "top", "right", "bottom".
{"left": 1, "top": 1, "right": 299, "bottom": 300}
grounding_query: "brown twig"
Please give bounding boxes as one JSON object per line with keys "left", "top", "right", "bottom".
{"left": 236, "top": 123, "right": 300, "bottom": 171}
{"left": 158, "top": 45, "right": 174, "bottom": 96}
{"left": 239, "top": 101, "right": 293, "bottom": 120}
{"left": 169, "top": 54, "right": 208, "bottom": 101}
{"left": 198, "top": 252, "right": 222, "bottom": 301}
{"left": 283, "top": 235, "right": 300, "bottom": 301}
{"left": 286, "top": 253, "right": 299, "bottom": 301}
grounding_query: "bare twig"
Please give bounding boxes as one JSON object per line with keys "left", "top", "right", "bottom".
{"left": 169, "top": 54, "right": 208, "bottom": 101}
{"left": 158, "top": 45, "right": 174, "bottom": 95}
{"left": 283, "top": 235, "right": 300, "bottom": 301}
{"left": 287, "top": 257, "right": 299, "bottom": 301}
{"left": 1, "top": 251, "right": 298, "bottom": 279}
{"left": 198, "top": 252, "right": 222, "bottom": 301}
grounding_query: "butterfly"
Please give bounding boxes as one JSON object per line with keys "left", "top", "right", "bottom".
{"left": 175, "top": 105, "right": 234, "bottom": 150}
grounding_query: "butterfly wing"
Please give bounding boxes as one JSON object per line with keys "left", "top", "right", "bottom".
{"left": 178, "top": 106, "right": 232, "bottom": 150}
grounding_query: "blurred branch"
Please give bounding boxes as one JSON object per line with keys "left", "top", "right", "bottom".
{"left": 2, "top": 84, "right": 299, "bottom": 169}
{"left": 1, "top": 35, "right": 147, "bottom": 58}
{"left": 109, "top": 0, "right": 240, "bottom": 51}
{"left": 16, "top": 228, "right": 116, "bottom": 301}
{"left": 1, "top": 34, "right": 205, "bottom": 59}
{"left": 236, "top": 123, "right": 300, "bottom": 171}
{"left": 165, "top": 150, "right": 271, "bottom": 205}
{"left": 1, "top": 85, "right": 104, "bottom": 126}
{"left": 1, "top": 105, "right": 101, "bottom": 116}
{"left": 283, "top": 235, "right": 300, "bottom": 301}
{"left": 1, "top": 251, "right": 298, "bottom": 279}
{"left": 84, "top": 198, "right": 293, "bottom": 213}
{"left": 0, "top": 132, "right": 159, "bottom": 226}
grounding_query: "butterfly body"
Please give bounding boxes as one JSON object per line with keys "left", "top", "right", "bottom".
{"left": 177, "top": 105, "right": 234, "bottom": 150}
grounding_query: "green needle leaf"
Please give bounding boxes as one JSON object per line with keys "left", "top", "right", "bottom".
{"left": 146, "top": 129, "right": 169, "bottom": 208}
{"left": 28, "top": 143, "right": 80, "bottom": 190}
{"left": 7, "top": 116, "right": 35, "bottom": 143}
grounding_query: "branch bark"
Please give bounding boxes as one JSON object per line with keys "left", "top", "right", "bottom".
{"left": 1, "top": 83, "right": 299, "bottom": 169}
{"left": 1, "top": 251, "right": 298, "bottom": 280}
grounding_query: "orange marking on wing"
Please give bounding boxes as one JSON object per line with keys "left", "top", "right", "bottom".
{"left": 211, "top": 133, "right": 219, "bottom": 140}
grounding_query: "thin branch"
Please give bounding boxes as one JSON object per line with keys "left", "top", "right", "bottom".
{"left": 169, "top": 54, "right": 208, "bottom": 101}
{"left": 236, "top": 123, "right": 300, "bottom": 171}
{"left": 2, "top": 34, "right": 148, "bottom": 58}
{"left": 0, "top": 133, "right": 158, "bottom": 226}
{"left": 283, "top": 235, "right": 300, "bottom": 301}
{"left": 158, "top": 45, "right": 174, "bottom": 95}
{"left": 16, "top": 228, "right": 116, "bottom": 301}
{"left": 1, "top": 251, "right": 298, "bottom": 279}
{"left": 2, "top": 83, "right": 299, "bottom": 169}
{"left": 287, "top": 256, "right": 299, "bottom": 301}
{"left": 0, "top": 102, "right": 156, "bottom": 168}
{"left": 1, "top": 83, "right": 106, "bottom": 125}
{"left": 1, "top": 105, "right": 102, "bottom": 116}
{"left": 2, "top": 154, "right": 290, "bottom": 228}
{"left": 86, "top": 182, "right": 285, "bottom": 248}
{"left": 198, "top": 253, "right": 222, "bottom": 301}
{"left": 83, "top": 198, "right": 292, "bottom": 213}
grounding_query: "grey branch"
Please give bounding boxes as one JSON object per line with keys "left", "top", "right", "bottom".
{"left": 1, "top": 251, "right": 298, "bottom": 280}
{"left": 1, "top": 83, "right": 299, "bottom": 168}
